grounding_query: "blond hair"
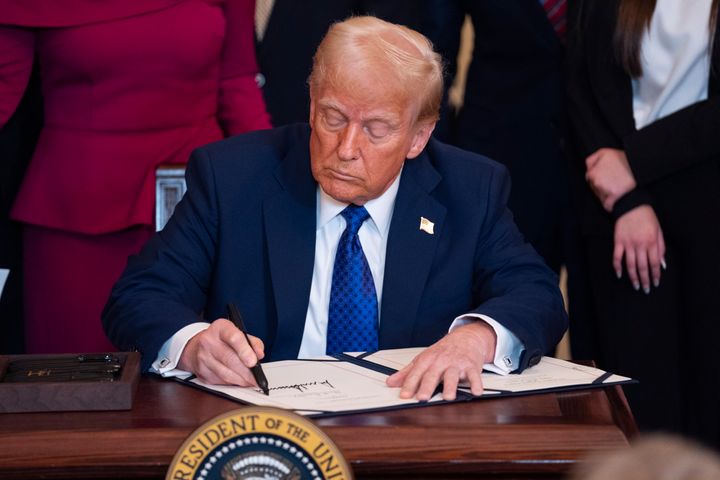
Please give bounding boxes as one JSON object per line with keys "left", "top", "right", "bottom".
{"left": 308, "top": 16, "right": 443, "bottom": 124}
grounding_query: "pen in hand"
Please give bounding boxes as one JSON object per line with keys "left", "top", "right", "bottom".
{"left": 227, "top": 303, "right": 269, "bottom": 396}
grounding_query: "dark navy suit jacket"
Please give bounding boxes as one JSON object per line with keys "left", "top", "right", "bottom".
{"left": 103, "top": 124, "right": 567, "bottom": 371}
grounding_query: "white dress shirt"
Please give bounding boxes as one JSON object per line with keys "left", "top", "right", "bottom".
{"left": 152, "top": 169, "right": 524, "bottom": 376}
{"left": 632, "top": 0, "right": 712, "bottom": 129}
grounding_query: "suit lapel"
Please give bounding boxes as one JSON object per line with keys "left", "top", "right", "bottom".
{"left": 380, "top": 149, "right": 446, "bottom": 348}
{"left": 263, "top": 134, "right": 316, "bottom": 359}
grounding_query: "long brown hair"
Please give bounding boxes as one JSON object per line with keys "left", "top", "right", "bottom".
{"left": 614, "top": 0, "right": 719, "bottom": 77}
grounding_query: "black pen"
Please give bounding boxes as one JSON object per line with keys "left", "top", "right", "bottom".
{"left": 227, "top": 303, "right": 269, "bottom": 395}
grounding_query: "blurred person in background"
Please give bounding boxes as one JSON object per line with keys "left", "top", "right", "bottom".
{"left": 0, "top": 0, "right": 271, "bottom": 354}
{"left": 254, "top": 0, "right": 421, "bottom": 126}
{"left": 0, "top": 64, "right": 41, "bottom": 353}
{"left": 570, "top": 434, "right": 720, "bottom": 480}
{"left": 420, "top": 1, "right": 570, "bottom": 274}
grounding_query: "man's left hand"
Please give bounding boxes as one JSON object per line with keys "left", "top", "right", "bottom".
{"left": 386, "top": 322, "right": 497, "bottom": 401}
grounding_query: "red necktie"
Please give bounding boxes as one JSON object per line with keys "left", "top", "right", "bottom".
{"left": 541, "top": 0, "right": 567, "bottom": 41}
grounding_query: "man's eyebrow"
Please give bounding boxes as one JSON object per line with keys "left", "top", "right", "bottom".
{"left": 317, "top": 100, "right": 345, "bottom": 112}
{"left": 317, "top": 99, "right": 401, "bottom": 125}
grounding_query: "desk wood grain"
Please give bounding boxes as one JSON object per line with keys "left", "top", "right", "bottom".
{"left": 0, "top": 375, "right": 636, "bottom": 479}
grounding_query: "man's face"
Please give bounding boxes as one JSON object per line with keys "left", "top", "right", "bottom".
{"left": 309, "top": 80, "right": 434, "bottom": 205}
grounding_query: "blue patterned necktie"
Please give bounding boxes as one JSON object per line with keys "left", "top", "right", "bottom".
{"left": 326, "top": 204, "right": 379, "bottom": 354}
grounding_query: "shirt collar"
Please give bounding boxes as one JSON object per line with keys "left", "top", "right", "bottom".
{"left": 317, "top": 167, "right": 402, "bottom": 239}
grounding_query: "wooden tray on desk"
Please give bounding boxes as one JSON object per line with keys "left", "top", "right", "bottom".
{"left": 0, "top": 352, "right": 140, "bottom": 413}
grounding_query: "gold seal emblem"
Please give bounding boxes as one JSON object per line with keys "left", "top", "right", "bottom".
{"left": 166, "top": 407, "right": 353, "bottom": 480}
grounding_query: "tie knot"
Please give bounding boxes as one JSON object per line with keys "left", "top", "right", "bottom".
{"left": 340, "top": 204, "right": 370, "bottom": 236}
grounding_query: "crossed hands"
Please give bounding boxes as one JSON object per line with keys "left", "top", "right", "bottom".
{"left": 585, "top": 148, "right": 666, "bottom": 293}
{"left": 585, "top": 148, "right": 637, "bottom": 211}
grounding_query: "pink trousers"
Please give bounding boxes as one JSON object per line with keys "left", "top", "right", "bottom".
{"left": 23, "top": 224, "right": 153, "bottom": 353}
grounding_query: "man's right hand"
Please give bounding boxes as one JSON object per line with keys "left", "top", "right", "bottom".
{"left": 177, "top": 319, "right": 265, "bottom": 386}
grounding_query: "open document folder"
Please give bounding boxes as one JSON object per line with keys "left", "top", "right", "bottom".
{"left": 175, "top": 347, "right": 634, "bottom": 418}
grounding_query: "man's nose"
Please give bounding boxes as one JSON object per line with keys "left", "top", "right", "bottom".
{"left": 337, "top": 124, "right": 362, "bottom": 161}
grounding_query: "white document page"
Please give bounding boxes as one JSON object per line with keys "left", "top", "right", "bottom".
{"left": 359, "top": 347, "right": 424, "bottom": 370}
{"left": 354, "top": 349, "right": 630, "bottom": 395}
{"left": 189, "top": 358, "right": 442, "bottom": 415}
{"left": 476, "top": 356, "right": 631, "bottom": 393}
{"left": 183, "top": 348, "right": 632, "bottom": 415}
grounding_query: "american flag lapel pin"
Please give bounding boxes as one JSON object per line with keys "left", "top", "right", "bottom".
{"left": 419, "top": 217, "right": 434, "bottom": 235}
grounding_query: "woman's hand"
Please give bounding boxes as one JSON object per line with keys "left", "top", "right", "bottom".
{"left": 613, "top": 205, "right": 666, "bottom": 293}
{"left": 585, "top": 148, "right": 637, "bottom": 211}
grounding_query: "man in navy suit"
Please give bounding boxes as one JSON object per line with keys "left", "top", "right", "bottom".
{"left": 103, "top": 17, "right": 567, "bottom": 401}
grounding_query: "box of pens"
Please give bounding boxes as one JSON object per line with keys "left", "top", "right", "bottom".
{"left": 0, "top": 352, "right": 140, "bottom": 412}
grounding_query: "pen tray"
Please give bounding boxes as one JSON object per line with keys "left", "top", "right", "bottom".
{"left": 0, "top": 352, "right": 140, "bottom": 413}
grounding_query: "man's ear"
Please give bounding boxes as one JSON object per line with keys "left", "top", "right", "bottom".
{"left": 406, "top": 121, "right": 436, "bottom": 159}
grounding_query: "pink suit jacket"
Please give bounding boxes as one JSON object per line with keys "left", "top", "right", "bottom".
{"left": 0, "top": 0, "right": 271, "bottom": 234}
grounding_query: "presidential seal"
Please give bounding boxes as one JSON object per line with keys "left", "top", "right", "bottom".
{"left": 166, "top": 407, "right": 353, "bottom": 480}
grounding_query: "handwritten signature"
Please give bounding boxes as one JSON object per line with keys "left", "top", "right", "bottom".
{"left": 255, "top": 379, "right": 335, "bottom": 394}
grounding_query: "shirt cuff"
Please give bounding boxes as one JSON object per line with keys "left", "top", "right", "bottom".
{"left": 449, "top": 314, "right": 524, "bottom": 375}
{"left": 150, "top": 322, "right": 210, "bottom": 377}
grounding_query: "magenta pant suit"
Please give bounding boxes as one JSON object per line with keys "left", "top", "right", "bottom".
{"left": 0, "top": 0, "right": 271, "bottom": 353}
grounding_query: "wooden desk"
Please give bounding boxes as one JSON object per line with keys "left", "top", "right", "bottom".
{"left": 0, "top": 375, "right": 636, "bottom": 479}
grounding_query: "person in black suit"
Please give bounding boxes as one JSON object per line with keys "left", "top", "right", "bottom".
{"left": 566, "top": 0, "right": 720, "bottom": 448}
{"left": 420, "top": 0, "right": 569, "bottom": 273}
{"left": 255, "top": 0, "right": 421, "bottom": 126}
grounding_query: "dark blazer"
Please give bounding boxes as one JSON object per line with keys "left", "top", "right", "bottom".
{"left": 256, "top": 1, "right": 421, "bottom": 126}
{"left": 103, "top": 124, "right": 567, "bottom": 372}
{"left": 566, "top": 0, "right": 720, "bottom": 235}
{"left": 421, "top": 0, "right": 568, "bottom": 270}
{"left": 564, "top": 1, "right": 720, "bottom": 444}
